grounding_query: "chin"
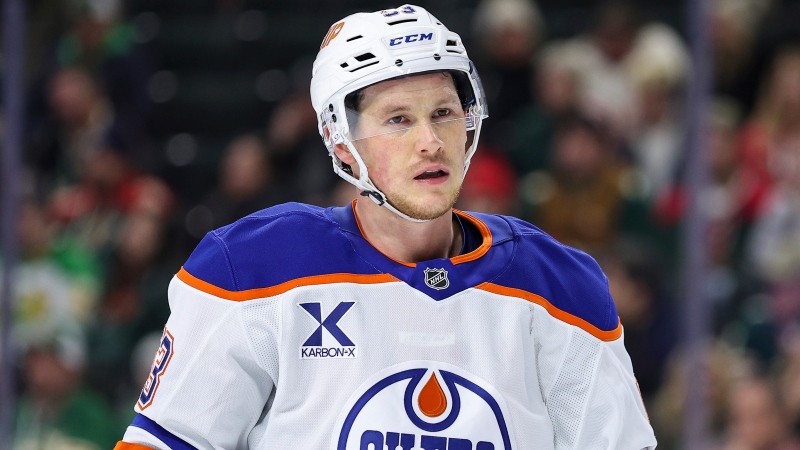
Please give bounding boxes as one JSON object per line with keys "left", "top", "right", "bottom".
{"left": 388, "top": 190, "right": 460, "bottom": 221}
{"left": 405, "top": 206, "right": 451, "bottom": 221}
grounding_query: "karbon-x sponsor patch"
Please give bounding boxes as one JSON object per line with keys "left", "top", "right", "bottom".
{"left": 299, "top": 301, "right": 358, "bottom": 359}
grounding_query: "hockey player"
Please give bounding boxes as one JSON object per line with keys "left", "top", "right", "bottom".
{"left": 115, "top": 5, "right": 656, "bottom": 449}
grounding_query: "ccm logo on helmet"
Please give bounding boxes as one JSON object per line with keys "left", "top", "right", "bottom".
{"left": 388, "top": 32, "right": 434, "bottom": 46}
{"left": 383, "top": 31, "right": 437, "bottom": 49}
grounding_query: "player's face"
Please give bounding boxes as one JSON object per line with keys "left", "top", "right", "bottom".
{"left": 351, "top": 73, "right": 468, "bottom": 221}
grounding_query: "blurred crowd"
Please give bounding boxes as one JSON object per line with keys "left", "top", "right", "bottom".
{"left": 4, "top": 0, "right": 800, "bottom": 448}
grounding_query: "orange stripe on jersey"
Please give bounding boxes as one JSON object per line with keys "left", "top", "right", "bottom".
{"left": 114, "top": 442, "right": 155, "bottom": 450}
{"left": 451, "top": 209, "right": 492, "bottom": 265}
{"left": 177, "top": 267, "right": 399, "bottom": 301}
{"left": 477, "top": 283, "right": 622, "bottom": 341}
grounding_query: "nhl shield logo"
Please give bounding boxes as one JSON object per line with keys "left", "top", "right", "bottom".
{"left": 424, "top": 268, "right": 449, "bottom": 290}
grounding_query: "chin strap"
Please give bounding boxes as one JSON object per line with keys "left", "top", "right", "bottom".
{"left": 332, "top": 137, "right": 432, "bottom": 223}
{"left": 359, "top": 189, "right": 385, "bottom": 205}
{"left": 358, "top": 189, "right": 430, "bottom": 223}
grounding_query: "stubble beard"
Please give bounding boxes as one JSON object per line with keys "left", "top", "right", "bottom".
{"left": 386, "top": 182, "right": 462, "bottom": 221}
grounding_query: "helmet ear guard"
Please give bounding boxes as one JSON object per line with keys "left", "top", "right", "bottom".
{"left": 310, "top": 4, "right": 488, "bottom": 221}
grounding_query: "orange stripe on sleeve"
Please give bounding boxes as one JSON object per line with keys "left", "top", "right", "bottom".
{"left": 114, "top": 442, "right": 155, "bottom": 450}
{"left": 477, "top": 282, "right": 622, "bottom": 341}
{"left": 177, "top": 267, "right": 399, "bottom": 301}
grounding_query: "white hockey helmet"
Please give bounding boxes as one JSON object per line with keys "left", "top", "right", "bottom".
{"left": 310, "top": 4, "right": 488, "bottom": 222}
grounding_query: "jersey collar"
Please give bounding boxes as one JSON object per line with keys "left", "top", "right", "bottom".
{"left": 340, "top": 199, "right": 492, "bottom": 268}
{"left": 330, "top": 201, "right": 509, "bottom": 301}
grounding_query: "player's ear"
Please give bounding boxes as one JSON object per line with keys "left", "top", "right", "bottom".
{"left": 334, "top": 143, "right": 356, "bottom": 166}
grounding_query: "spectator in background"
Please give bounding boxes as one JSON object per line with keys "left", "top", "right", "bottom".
{"left": 13, "top": 199, "right": 101, "bottom": 347}
{"left": 551, "top": 0, "right": 688, "bottom": 141}
{"left": 48, "top": 136, "right": 173, "bottom": 258}
{"left": 653, "top": 99, "right": 772, "bottom": 322}
{"left": 548, "top": 0, "right": 641, "bottom": 139}
{"left": 626, "top": 27, "right": 689, "bottom": 200}
{"left": 55, "top": 0, "right": 157, "bottom": 160}
{"left": 652, "top": 341, "right": 751, "bottom": 450}
{"left": 266, "top": 92, "right": 338, "bottom": 206}
{"left": 747, "top": 120, "right": 800, "bottom": 338}
{"left": 523, "top": 112, "right": 647, "bottom": 254}
{"left": 472, "top": 0, "right": 545, "bottom": 145}
{"left": 29, "top": 67, "right": 114, "bottom": 192}
{"left": 720, "top": 377, "right": 800, "bottom": 450}
{"left": 701, "top": 100, "right": 769, "bottom": 320}
{"left": 13, "top": 322, "right": 120, "bottom": 450}
{"left": 504, "top": 45, "right": 581, "bottom": 176}
{"left": 185, "top": 133, "right": 287, "bottom": 240}
{"left": 57, "top": 0, "right": 129, "bottom": 73}
{"left": 457, "top": 149, "right": 519, "bottom": 216}
{"left": 712, "top": 0, "right": 772, "bottom": 115}
{"left": 26, "top": 0, "right": 156, "bottom": 180}
{"left": 738, "top": 45, "right": 800, "bottom": 194}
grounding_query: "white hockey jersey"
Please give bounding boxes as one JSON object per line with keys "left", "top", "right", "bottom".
{"left": 116, "top": 201, "right": 656, "bottom": 450}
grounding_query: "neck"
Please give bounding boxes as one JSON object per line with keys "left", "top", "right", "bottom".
{"left": 354, "top": 199, "right": 462, "bottom": 263}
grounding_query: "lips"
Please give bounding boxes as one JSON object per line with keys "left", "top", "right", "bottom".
{"left": 414, "top": 170, "right": 447, "bottom": 180}
{"left": 414, "top": 165, "right": 449, "bottom": 180}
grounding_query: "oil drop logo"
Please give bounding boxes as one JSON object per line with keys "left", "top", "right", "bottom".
{"left": 332, "top": 361, "right": 514, "bottom": 450}
{"left": 418, "top": 373, "right": 447, "bottom": 418}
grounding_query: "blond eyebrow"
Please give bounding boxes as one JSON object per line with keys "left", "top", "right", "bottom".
{"left": 371, "top": 96, "right": 461, "bottom": 117}
{"left": 375, "top": 104, "right": 412, "bottom": 116}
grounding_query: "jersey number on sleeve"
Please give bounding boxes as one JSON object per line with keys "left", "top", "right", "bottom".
{"left": 138, "top": 327, "right": 175, "bottom": 410}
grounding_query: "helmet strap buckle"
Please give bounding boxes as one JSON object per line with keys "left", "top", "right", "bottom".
{"left": 360, "top": 190, "right": 386, "bottom": 206}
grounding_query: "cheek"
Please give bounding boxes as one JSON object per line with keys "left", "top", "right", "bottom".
{"left": 358, "top": 139, "right": 399, "bottom": 184}
{"left": 368, "top": 155, "right": 392, "bottom": 183}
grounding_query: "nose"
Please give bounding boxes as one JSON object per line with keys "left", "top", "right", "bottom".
{"left": 414, "top": 122, "right": 444, "bottom": 154}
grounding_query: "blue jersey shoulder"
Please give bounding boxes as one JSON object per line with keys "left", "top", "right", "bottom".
{"left": 182, "top": 202, "right": 380, "bottom": 291}
{"left": 460, "top": 211, "right": 516, "bottom": 246}
{"left": 490, "top": 215, "right": 619, "bottom": 333}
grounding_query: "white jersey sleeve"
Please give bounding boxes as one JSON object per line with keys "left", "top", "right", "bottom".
{"left": 524, "top": 284, "right": 655, "bottom": 449}
{"left": 536, "top": 325, "right": 654, "bottom": 449}
{"left": 118, "top": 273, "right": 277, "bottom": 450}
